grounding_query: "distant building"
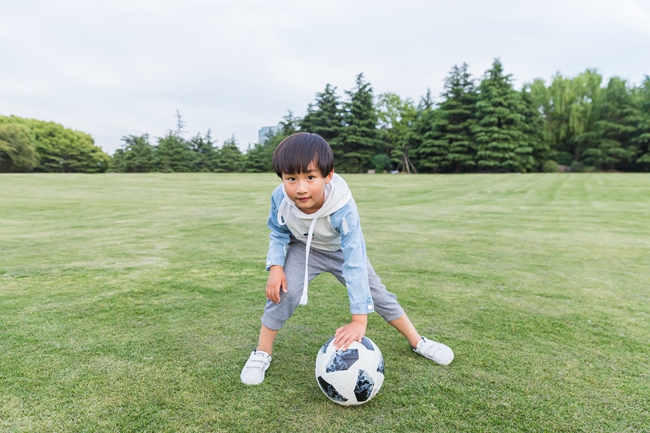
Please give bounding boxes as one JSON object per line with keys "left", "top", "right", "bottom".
{"left": 258, "top": 125, "right": 280, "bottom": 144}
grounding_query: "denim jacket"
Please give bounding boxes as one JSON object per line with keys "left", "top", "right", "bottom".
{"left": 265, "top": 181, "right": 375, "bottom": 315}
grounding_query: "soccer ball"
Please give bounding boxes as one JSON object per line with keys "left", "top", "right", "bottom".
{"left": 315, "top": 336, "right": 385, "bottom": 406}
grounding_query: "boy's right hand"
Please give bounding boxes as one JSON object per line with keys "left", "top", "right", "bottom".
{"left": 266, "top": 265, "right": 287, "bottom": 303}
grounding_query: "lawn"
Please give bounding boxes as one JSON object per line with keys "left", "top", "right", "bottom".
{"left": 1, "top": 173, "right": 649, "bottom": 432}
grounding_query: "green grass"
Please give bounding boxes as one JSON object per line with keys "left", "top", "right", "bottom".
{"left": 1, "top": 173, "right": 649, "bottom": 432}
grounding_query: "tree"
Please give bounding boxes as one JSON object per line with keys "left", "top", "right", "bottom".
{"left": 113, "top": 134, "right": 155, "bottom": 172}
{"left": 243, "top": 141, "right": 274, "bottom": 172}
{"left": 0, "top": 122, "right": 39, "bottom": 172}
{"left": 215, "top": 136, "right": 243, "bottom": 172}
{"left": 519, "top": 83, "right": 550, "bottom": 171}
{"left": 376, "top": 92, "right": 417, "bottom": 173}
{"left": 411, "top": 102, "right": 441, "bottom": 173}
{"left": 544, "top": 70, "right": 602, "bottom": 165}
{"left": 473, "top": 59, "right": 528, "bottom": 172}
{"left": 0, "top": 115, "right": 110, "bottom": 173}
{"left": 154, "top": 132, "right": 194, "bottom": 172}
{"left": 633, "top": 76, "right": 650, "bottom": 171}
{"left": 334, "top": 74, "right": 380, "bottom": 172}
{"left": 582, "top": 77, "right": 642, "bottom": 170}
{"left": 188, "top": 130, "right": 218, "bottom": 172}
{"left": 423, "top": 63, "right": 477, "bottom": 173}
{"left": 299, "top": 84, "right": 343, "bottom": 142}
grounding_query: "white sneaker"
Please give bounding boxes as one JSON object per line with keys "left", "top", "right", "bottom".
{"left": 240, "top": 350, "right": 272, "bottom": 385}
{"left": 413, "top": 337, "right": 454, "bottom": 365}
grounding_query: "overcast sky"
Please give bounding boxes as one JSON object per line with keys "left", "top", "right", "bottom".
{"left": 1, "top": 0, "right": 649, "bottom": 155}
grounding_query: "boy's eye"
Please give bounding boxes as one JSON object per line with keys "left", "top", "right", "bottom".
{"left": 308, "top": 176, "right": 316, "bottom": 180}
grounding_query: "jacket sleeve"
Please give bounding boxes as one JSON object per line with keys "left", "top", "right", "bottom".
{"left": 266, "top": 187, "right": 291, "bottom": 271}
{"left": 331, "top": 200, "right": 375, "bottom": 315}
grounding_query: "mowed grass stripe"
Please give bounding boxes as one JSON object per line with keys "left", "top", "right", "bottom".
{"left": 1, "top": 173, "right": 649, "bottom": 432}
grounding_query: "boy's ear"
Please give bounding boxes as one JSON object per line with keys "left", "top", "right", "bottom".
{"left": 325, "top": 170, "right": 334, "bottom": 183}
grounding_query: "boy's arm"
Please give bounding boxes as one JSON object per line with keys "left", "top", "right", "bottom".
{"left": 265, "top": 188, "right": 291, "bottom": 271}
{"left": 331, "top": 200, "right": 374, "bottom": 350}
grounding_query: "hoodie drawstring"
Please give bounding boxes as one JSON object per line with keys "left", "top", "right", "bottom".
{"left": 277, "top": 196, "right": 317, "bottom": 306}
{"left": 300, "top": 218, "right": 317, "bottom": 306}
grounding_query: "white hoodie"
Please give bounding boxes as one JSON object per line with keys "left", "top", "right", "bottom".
{"left": 276, "top": 173, "right": 352, "bottom": 305}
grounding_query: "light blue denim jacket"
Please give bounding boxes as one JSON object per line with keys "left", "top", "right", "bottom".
{"left": 265, "top": 184, "right": 375, "bottom": 315}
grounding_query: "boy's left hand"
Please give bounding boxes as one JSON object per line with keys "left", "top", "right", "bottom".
{"left": 334, "top": 314, "right": 367, "bottom": 351}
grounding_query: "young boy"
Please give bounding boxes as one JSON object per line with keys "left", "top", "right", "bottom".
{"left": 241, "top": 132, "right": 454, "bottom": 385}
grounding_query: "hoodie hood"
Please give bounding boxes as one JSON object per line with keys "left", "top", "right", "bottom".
{"left": 278, "top": 173, "right": 351, "bottom": 224}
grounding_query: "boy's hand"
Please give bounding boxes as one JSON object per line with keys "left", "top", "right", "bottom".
{"left": 334, "top": 314, "right": 367, "bottom": 351}
{"left": 266, "top": 265, "right": 287, "bottom": 304}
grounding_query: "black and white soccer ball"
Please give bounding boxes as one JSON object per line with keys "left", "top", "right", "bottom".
{"left": 315, "top": 336, "right": 385, "bottom": 406}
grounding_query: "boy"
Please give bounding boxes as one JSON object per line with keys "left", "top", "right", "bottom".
{"left": 241, "top": 132, "right": 454, "bottom": 385}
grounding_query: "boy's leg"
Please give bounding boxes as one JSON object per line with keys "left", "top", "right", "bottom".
{"left": 243, "top": 240, "right": 328, "bottom": 385}
{"left": 260, "top": 239, "right": 328, "bottom": 334}
{"left": 330, "top": 254, "right": 454, "bottom": 365}
{"left": 257, "top": 324, "right": 278, "bottom": 355}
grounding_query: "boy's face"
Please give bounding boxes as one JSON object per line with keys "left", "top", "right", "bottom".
{"left": 281, "top": 163, "right": 334, "bottom": 215}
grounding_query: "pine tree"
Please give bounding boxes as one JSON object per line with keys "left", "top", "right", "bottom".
{"left": 633, "top": 76, "right": 650, "bottom": 171}
{"left": 188, "top": 130, "right": 217, "bottom": 172}
{"left": 299, "top": 84, "right": 343, "bottom": 142}
{"left": 334, "top": 74, "right": 380, "bottom": 172}
{"left": 411, "top": 104, "right": 441, "bottom": 173}
{"left": 519, "top": 84, "right": 550, "bottom": 171}
{"left": 243, "top": 141, "right": 274, "bottom": 172}
{"left": 154, "top": 132, "right": 193, "bottom": 172}
{"left": 423, "top": 63, "right": 477, "bottom": 173}
{"left": 116, "top": 134, "right": 155, "bottom": 173}
{"left": 215, "top": 136, "right": 243, "bottom": 172}
{"left": 473, "top": 59, "right": 528, "bottom": 172}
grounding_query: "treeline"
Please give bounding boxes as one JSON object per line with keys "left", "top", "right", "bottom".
{"left": 0, "top": 115, "right": 110, "bottom": 173}
{"left": 111, "top": 113, "right": 275, "bottom": 173}
{"left": 4, "top": 59, "right": 649, "bottom": 174}
{"left": 111, "top": 59, "right": 650, "bottom": 174}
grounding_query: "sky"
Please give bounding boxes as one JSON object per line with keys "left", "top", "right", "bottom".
{"left": 1, "top": 0, "right": 649, "bottom": 155}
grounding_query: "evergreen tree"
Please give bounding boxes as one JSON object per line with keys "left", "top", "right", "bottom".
{"left": 243, "top": 141, "right": 274, "bottom": 172}
{"left": 188, "top": 130, "right": 217, "bottom": 172}
{"left": 473, "top": 59, "right": 528, "bottom": 172}
{"left": 215, "top": 136, "right": 243, "bottom": 172}
{"left": 519, "top": 84, "right": 550, "bottom": 171}
{"left": 111, "top": 148, "right": 125, "bottom": 172}
{"left": 425, "top": 63, "right": 477, "bottom": 173}
{"left": 154, "top": 132, "right": 193, "bottom": 172}
{"left": 299, "top": 84, "right": 343, "bottom": 142}
{"left": 633, "top": 76, "right": 650, "bottom": 171}
{"left": 334, "top": 74, "right": 380, "bottom": 172}
{"left": 411, "top": 103, "right": 441, "bottom": 173}
{"left": 114, "top": 134, "right": 155, "bottom": 172}
{"left": 279, "top": 111, "right": 301, "bottom": 137}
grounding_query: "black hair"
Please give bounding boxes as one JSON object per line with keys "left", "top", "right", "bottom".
{"left": 271, "top": 132, "right": 334, "bottom": 177}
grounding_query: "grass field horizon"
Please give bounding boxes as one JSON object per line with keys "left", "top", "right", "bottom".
{"left": 1, "top": 173, "right": 649, "bottom": 432}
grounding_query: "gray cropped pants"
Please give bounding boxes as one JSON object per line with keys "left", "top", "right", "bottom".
{"left": 262, "top": 238, "right": 405, "bottom": 330}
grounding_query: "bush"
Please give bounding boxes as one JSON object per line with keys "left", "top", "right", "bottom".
{"left": 570, "top": 161, "right": 584, "bottom": 172}
{"left": 371, "top": 154, "right": 392, "bottom": 172}
{"left": 542, "top": 160, "right": 559, "bottom": 173}
{"left": 555, "top": 151, "right": 574, "bottom": 166}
